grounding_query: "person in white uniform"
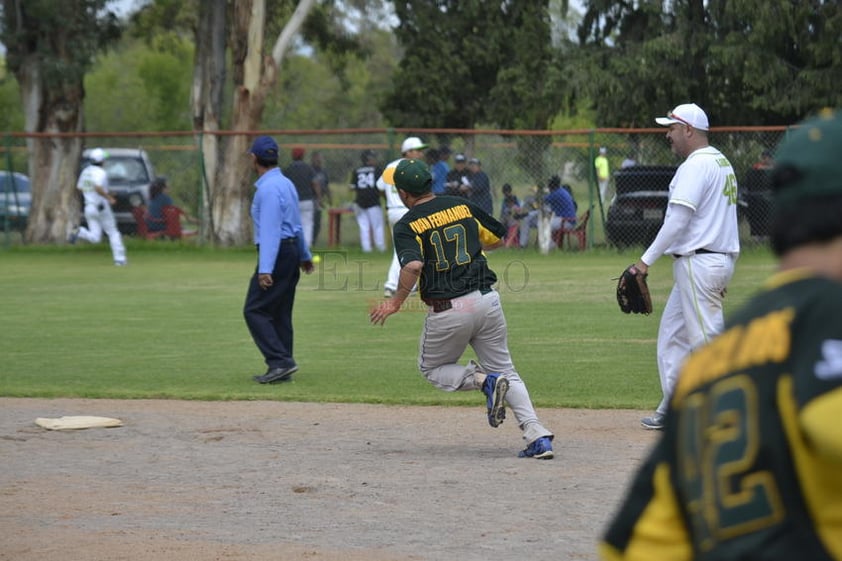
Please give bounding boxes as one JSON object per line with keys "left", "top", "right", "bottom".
{"left": 377, "top": 136, "right": 428, "bottom": 297}
{"left": 69, "top": 148, "right": 127, "bottom": 266}
{"left": 635, "top": 103, "right": 740, "bottom": 430}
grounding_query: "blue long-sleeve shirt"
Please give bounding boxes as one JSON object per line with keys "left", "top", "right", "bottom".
{"left": 251, "top": 167, "right": 312, "bottom": 273}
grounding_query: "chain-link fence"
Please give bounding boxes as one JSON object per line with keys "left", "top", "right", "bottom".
{"left": 1, "top": 126, "right": 789, "bottom": 249}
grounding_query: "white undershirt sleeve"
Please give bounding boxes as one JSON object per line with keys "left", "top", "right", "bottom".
{"left": 640, "top": 203, "right": 694, "bottom": 266}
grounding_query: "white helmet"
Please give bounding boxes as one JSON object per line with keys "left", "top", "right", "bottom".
{"left": 89, "top": 148, "right": 106, "bottom": 164}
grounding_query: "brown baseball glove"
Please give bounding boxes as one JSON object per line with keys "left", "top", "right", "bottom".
{"left": 616, "top": 264, "right": 652, "bottom": 315}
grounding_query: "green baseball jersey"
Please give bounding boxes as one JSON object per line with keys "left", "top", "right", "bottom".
{"left": 393, "top": 195, "right": 506, "bottom": 301}
{"left": 601, "top": 271, "right": 842, "bottom": 561}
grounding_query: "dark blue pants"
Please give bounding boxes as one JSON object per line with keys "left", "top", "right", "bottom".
{"left": 243, "top": 240, "right": 301, "bottom": 369}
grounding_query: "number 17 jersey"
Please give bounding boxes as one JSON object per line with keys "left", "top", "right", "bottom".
{"left": 393, "top": 195, "right": 506, "bottom": 301}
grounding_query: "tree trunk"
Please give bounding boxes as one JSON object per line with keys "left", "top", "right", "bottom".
{"left": 192, "top": 0, "right": 227, "bottom": 243}
{"left": 204, "top": 0, "right": 317, "bottom": 246}
{"left": 19, "top": 56, "right": 85, "bottom": 244}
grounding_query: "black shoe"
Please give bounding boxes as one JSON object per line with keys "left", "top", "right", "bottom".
{"left": 253, "top": 365, "right": 298, "bottom": 384}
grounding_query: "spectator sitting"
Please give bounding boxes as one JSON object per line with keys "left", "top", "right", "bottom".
{"left": 146, "top": 178, "right": 194, "bottom": 233}
{"left": 500, "top": 183, "right": 521, "bottom": 227}
{"left": 544, "top": 175, "right": 576, "bottom": 241}
{"left": 752, "top": 148, "right": 774, "bottom": 170}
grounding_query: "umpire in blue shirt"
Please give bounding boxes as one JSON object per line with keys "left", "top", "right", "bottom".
{"left": 245, "top": 135, "right": 314, "bottom": 384}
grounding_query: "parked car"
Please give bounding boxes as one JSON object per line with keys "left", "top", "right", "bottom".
{"left": 0, "top": 171, "right": 31, "bottom": 232}
{"left": 605, "top": 165, "right": 676, "bottom": 247}
{"left": 80, "top": 148, "right": 158, "bottom": 234}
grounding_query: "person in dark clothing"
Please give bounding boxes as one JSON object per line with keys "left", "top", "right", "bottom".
{"left": 284, "top": 147, "right": 321, "bottom": 248}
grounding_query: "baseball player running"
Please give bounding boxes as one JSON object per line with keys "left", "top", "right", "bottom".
{"left": 635, "top": 103, "right": 740, "bottom": 430}
{"left": 601, "top": 108, "right": 842, "bottom": 561}
{"left": 68, "top": 148, "right": 127, "bottom": 266}
{"left": 369, "top": 159, "right": 554, "bottom": 459}
{"left": 377, "top": 136, "right": 427, "bottom": 297}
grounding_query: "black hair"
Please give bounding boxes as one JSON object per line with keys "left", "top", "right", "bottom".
{"left": 548, "top": 175, "right": 561, "bottom": 190}
{"left": 256, "top": 156, "right": 278, "bottom": 168}
{"left": 770, "top": 194, "right": 842, "bottom": 256}
{"left": 150, "top": 178, "right": 167, "bottom": 199}
{"left": 502, "top": 183, "right": 512, "bottom": 193}
{"left": 361, "top": 149, "right": 376, "bottom": 164}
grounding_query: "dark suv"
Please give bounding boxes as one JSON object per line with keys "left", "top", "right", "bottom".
{"left": 80, "top": 148, "right": 157, "bottom": 234}
{"left": 605, "top": 165, "right": 676, "bottom": 247}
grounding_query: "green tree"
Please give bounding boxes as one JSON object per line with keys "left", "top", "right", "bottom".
{"left": 569, "top": 0, "right": 842, "bottom": 127}
{"left": 0, "top": 0, "right": 122, "bottom": 242}
{"left": 383, "top": 1, "right": 560, "bottom": 179}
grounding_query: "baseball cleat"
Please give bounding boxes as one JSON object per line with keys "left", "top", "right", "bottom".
{"left": 482, "top": 373, "right": 508, "bottom": 428}
{"left": 518, "top": 436, "right": 554, "bottom": 459}
{"left": 640, "top": 414, "right": 665, "bottom": 430}
{"left": 67, "top": 226, "right": 80, "bottom": 245}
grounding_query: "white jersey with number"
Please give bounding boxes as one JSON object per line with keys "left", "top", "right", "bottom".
{"left": 376, "top": 158, "right": 407, "bottom": 211}
{"left": 663, "top": 146, "right": 740, "bottom": 256}
{"left": 76, "top": 164, "right": 110, "bottom": 208}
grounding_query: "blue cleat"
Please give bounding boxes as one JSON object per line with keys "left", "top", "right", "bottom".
{"left": 518, "top": 436, "right": 554, "bottom": 459}
{"left": 481, "top": 373, "right": 508, "bottom": 428}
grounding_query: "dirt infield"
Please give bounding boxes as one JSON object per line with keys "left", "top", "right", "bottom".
{"left": 0, "top": 398, "right": 656, "bottom": 561}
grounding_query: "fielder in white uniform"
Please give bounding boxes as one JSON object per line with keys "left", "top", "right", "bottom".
{"left": 635, "top": 103, "right": 740, "bottom": 430}
{"left": 377, "top": 136, "right": 428, "bottom": 297}
{"left": 69, "top": 148, "right": 127, "bottom": 266}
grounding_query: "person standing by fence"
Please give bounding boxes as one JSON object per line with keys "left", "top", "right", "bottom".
{"left": 350, "top": 149, "right": 386, "bottom": 253}
{"left": 595, "top": 146, "right": 611, "bottom": 206}
{"left": 285, "top": 147, "right": 320, "bottom": 249}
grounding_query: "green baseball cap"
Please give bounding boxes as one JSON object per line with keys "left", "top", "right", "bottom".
{"left": 773, "top": 108, "right": 842, "bottom": 206}
{"left": 394, "top": 158, "right": 432, "bottom": 194}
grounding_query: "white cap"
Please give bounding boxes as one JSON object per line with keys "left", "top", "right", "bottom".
{"left": 400, "top": 136, "right": 428, "bottom": 154}
{"left": 599, "top": 146, "right": 607, "bottom": 154}
{"left": 655, "top": 103, "right": 710, "bottom": 131}
{"left": 89, "top": 148, "right": 106, "bottom": 163}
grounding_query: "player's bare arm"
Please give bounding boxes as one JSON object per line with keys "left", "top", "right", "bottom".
{"left": 369, "top": 260, "right": 422, "bottom": 325}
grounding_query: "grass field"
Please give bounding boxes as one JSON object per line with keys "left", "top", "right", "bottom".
{"left": 0, "top": 241, "right": 776, "bottom": 409}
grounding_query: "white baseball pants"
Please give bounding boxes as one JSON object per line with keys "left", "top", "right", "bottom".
{"left": 355, "top": 205, "right": 386, "bottom": 252}
{"left": 77, "top": 204, "right": 126, "bottom": 264}
{"left": 384, "top": 207, "right": 408, "bottom": 292}
{"left": 655, "top": 252, "right": 737, "bottom": 416}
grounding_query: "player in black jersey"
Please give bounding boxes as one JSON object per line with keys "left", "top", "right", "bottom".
{"left": 369, "top": 159, "right": 555, "bottom": 459}
{"left": 600, "top": 109, "right": 842, "bottom": 560}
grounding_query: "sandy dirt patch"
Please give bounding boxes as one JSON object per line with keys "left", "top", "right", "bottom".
{"left": 0, "top": 398, "right": 656, "bottom": 561}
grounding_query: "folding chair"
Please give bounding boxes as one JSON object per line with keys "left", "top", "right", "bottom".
{"left": 552, "top": 209, "right": 590, "bottom": 251}
{"left": 162, "top": 205, "right": 198, "bottom": 239}
{"left": 131, "top": 206, "right": 165, "bottom": 240}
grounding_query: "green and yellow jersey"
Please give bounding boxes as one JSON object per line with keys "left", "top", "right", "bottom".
{"left": 393, "top": 195, "right": 506, "bottom": 301}
{"left": 601, "top": 270, "right": 842, "bottom": 561}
